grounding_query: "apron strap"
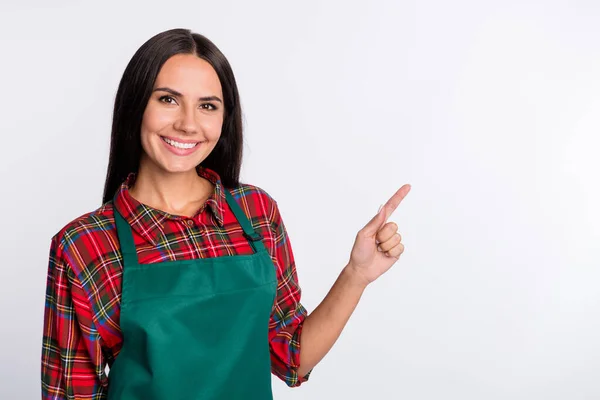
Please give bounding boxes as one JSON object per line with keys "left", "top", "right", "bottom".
{"left": 114, "top": 208, "right": 140, "bottom": 267}
{"left": 113, "top": 188, "right": 267, "bottom": 267}
{"left": 224, "top": 189, "right": 267, "bottom": 254}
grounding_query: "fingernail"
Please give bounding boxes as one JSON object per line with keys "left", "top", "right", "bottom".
{"left": 377, "top": 204, "right": 383, "bottom": 214}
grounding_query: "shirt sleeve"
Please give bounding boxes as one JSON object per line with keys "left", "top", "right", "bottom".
{"left": 41, "top": 235, "right": 108, "bottom": 399}
{"left": 266, "top": 198, "right": 312, "bottom": 387}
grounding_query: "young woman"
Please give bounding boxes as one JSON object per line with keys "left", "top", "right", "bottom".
{"left": 41, "top": 28, "right": 411, "bottom": 399}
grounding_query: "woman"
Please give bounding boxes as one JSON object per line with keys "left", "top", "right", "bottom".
{"left": 41, "top": 28, "right": 410, "bottom": 399}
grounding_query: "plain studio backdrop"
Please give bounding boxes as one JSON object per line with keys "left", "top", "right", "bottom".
{"left": 1, "top": 1, "right": 599, "bottom": 399}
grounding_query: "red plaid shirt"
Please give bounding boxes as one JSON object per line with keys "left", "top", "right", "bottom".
{"left": 41, "top": 166, "right": 309, "bottom": 399}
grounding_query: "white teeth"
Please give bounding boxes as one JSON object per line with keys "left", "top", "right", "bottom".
{"left": 162, "top": 137, "right": 198, "bottom": 149}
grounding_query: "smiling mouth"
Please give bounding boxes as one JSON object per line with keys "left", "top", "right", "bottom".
{"left": 161, "top": 136, "right": 200, "bottom": 149}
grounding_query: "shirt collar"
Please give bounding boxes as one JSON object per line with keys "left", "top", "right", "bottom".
{"left": 113, "top": 165, "right": 227, "bottom": 247}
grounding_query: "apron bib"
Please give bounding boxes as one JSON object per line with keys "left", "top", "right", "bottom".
{"left": 107, "top": 189, "right": 277, "bottom": 399}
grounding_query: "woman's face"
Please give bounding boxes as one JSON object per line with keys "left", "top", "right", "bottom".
{"left": 139, "top": 53, "right": 225, "bottom": 175}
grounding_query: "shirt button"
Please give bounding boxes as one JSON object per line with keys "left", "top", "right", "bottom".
{"left": 186, "top": 219, "right": 195, "bottom": 227}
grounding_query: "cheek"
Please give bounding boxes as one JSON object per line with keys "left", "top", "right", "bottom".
{"left": 201, "top": 116, "right": 224, "bottom": 140}
{"left": 141, "top": 105, "right": 172, "bottom": 136}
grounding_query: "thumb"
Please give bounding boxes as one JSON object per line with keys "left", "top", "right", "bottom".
{"left": 362, "top": 204, "right": 387, "bottom": 237}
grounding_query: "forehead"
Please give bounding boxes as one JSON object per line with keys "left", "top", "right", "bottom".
{"left": 154, "top": 53, "right": 223, "bottom": 96}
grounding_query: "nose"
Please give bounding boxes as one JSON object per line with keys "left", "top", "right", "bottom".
{"left": 173, "top": 106, "right": 198, "bottom": 135}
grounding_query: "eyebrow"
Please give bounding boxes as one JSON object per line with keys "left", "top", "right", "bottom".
{"left": 153, "top": 87, "right": 223, "bottom": 103}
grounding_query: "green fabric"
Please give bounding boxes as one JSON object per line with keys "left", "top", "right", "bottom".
{"left": 107, "top": 189, "right": 277, "bottom": 399}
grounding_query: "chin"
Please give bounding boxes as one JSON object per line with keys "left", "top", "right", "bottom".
{"left": 160, "top": 163, "right": 201, "bottom": 174}
{"left": 146, "top": 155, "right": 201, "bottom": 175}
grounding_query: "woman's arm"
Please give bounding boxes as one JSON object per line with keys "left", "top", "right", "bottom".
{"left": 265, "top": 196, "right": 310, "bottom": 387}
{"left": 296, "top": 264, "right": 366, "bottom": 377}
{"left": 297, "top": 185, "right": 410, "bottom": 377}
{"left": 42, "top": 235, "right": 107, "bottom": 399}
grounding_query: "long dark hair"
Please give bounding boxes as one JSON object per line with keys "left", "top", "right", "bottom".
{"left": 102, "top": 28, "right": 243, "bottom": 204}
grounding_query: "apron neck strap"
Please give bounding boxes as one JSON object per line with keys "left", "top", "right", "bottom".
{"left": 223, "top": 189, "right": 266, "bottom": 253}
{"left": 112, "top": 187, "right": 267, "bottom": 267}
{"left": 114, "top": 208, "right": 140, "bottom": 267}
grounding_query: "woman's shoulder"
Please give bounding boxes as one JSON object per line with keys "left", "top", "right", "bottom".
{"left": 50, "top": 201, "right": 116, "bottom": 255}
{"left": 230, "top": 182, "right": 283, "bottom": 229}
{"left": 231, "top": 182, "right": 277, "bottom": 203}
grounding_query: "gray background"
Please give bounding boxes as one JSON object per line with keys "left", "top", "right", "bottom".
{"left": 1, "top": 0, "right": 599, "bottom": 399}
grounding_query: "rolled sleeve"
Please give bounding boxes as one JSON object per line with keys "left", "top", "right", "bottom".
{"left": 266, "top": 197, "right": 311, "bottom": 387}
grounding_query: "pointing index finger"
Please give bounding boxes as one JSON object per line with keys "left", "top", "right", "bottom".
{"left": 381, "top": 184, "right": 411, "bottom": 220}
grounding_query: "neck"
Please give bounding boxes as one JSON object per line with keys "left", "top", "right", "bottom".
{"left": 129, "top": 158, "right": 211, "bottom": 217}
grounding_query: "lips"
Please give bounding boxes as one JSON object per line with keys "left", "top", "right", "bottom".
{"left": 161, "top": 136, "right": 200, "bottom": 149}
{"left": 160, "top": 136, "right": 203, "bottom": 156}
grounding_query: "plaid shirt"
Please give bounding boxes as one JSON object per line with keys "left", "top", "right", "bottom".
{"left": 41, "top": 166, "right": 309, "bottom": 399}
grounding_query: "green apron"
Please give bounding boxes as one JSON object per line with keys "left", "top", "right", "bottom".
{"left": 107, "top": 189, "right": 277, "bottom": 399}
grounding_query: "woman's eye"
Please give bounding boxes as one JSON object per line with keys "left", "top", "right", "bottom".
{"left": 159, "top": 95, "right": 177, "bottom": 105}
{"left": 200, "top": 103, "right": 217, "bottom": 111}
